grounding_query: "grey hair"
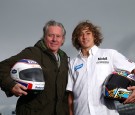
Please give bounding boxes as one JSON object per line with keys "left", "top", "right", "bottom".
{"left": 42, "top": 20, "right": 66, "bottom": 38}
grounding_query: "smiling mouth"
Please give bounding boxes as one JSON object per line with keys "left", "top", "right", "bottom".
{"left": 82, "top": 41, "right": 89, "bottom": 43}
{"left": 50, "top": 44, "right": 58, "bottom": 47}
{"left": 51, "top": 43, "right": 58, "bottom": 45}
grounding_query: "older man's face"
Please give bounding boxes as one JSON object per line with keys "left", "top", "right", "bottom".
{"left": 44, "top": 26, "right": 64, "bottom": 54}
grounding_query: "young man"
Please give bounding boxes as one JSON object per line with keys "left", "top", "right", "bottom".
{"left": 66, "top": 20, "right": 135, "bottom": 115}
{"left": 0, "top": 20, "right": 69, "bottom": 115}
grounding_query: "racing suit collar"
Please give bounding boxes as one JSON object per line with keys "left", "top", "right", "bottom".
{"left": 79, "top": 45, "right": 99, "bottom": 57}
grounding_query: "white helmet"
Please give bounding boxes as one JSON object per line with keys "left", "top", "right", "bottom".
{"left": 10, "top": 59, "right": 45, "bottom": 91}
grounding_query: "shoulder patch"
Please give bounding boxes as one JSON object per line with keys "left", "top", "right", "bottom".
{"left": 74, "top": 64, "right": 83, "bottom": 71}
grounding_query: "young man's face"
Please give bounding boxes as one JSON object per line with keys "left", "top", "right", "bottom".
{"left": 78, "top": 27, "right": 95, "bottom": 50}
{"left": 44, "top": 26, "right": 64, "bottom": 54}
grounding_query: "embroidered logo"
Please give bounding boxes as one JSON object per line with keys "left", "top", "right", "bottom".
{"left": 74, "top": 64, "right": 83, "bottom": 71}
{"left": 127, "top": 58, "right": 133, "bottom": 63}
{"left": 96, "top": 57, "right": 109, "bottom": 64}
{"left": 98, "top": 57, "right": 107, "bottom": 60}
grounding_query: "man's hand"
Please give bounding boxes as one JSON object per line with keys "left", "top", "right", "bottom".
{"left": 123, "top": 86, "right": 135, "bottom": 104}
{"left": 11, "top": 83, "right": 28, "bottom": 97}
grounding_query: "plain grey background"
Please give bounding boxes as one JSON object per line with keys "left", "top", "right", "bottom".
{"left": 0, "top": 0, "right": 135, "bottom": 114}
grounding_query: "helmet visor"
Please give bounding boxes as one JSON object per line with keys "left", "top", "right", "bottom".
{"left": 19, "top": 68, "right": 44, "bottom": 82}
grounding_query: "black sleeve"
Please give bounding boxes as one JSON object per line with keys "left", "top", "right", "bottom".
{"left": 0, "top": 47, "right": 41, "bottom": 97}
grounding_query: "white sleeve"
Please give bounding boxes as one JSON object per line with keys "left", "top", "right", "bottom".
{"left": 112, "top": 50, "right": 135, "bottom": 72}
{"left": 66, "top": 62, "right": 74, "bottom": 92}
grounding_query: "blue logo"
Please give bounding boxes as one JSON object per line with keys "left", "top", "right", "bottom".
{"left": 11, "top": 69, "right": 17, "bottom": 74}
{"left": 74, "top": 64, "right": 83, "bottom": 71}
{"left": 19, "top": 59, "right": 37, "bottom": 64}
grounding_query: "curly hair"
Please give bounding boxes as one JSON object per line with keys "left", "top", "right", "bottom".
{"left": 72, "top": 20, "right": 103, "bottom": 50}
